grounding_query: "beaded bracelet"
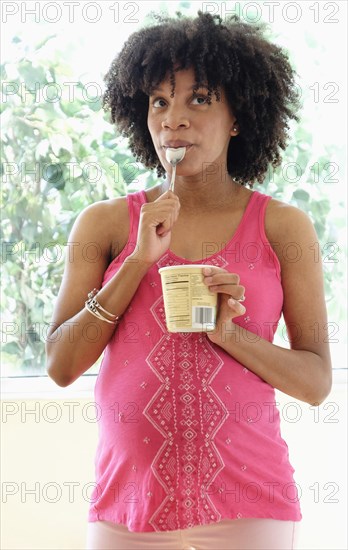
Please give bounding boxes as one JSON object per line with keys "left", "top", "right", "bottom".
{"left": 85, "top": 288, "right": 122, "bottom": 325}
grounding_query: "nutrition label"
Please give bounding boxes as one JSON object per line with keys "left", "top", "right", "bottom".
{"left": 160, "top": 270, "right": 217, "bottom": 331}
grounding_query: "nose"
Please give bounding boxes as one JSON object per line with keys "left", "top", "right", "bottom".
{"left": 161, "top": 106, "right": 190, "bottom": 130}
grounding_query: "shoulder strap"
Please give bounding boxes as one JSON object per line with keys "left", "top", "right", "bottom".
{"left": 126, "top": 190, "right": 147, "bottom": 245}
{"left": 239, "top": 190, "right": 271, "bottom": 241}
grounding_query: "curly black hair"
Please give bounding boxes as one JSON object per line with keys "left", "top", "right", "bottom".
{"left": 102, "top": 11, "right": 301, "bottom": 186}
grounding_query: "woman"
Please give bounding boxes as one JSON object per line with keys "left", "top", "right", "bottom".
{"left": 46, "top": 11, "right": 332, "bottom": 550}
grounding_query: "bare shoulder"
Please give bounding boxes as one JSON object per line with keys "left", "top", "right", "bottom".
{"left": 76, "top": 196, "right": 129, "bottom": 233}
{"left": 48, "top": 196, "right": 130, "bottom": 334}
{"left": 265, "top": 197, "right": 315, "bottom": 237}
{"left": 72, "top": 196, "right": 130, "bottom": 259}
{"left": 264, "top": 197, "right": 318, "bottom": 266}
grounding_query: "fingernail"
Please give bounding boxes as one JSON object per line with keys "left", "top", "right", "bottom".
{"left": 203, "top": 267, "right": 212, "bottom": 275}
{"left": 239, "top": 303, "right": 246, "bottom": 314}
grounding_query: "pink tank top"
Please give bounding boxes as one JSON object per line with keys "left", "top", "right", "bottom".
{"left": 88, "top": 189, "right": 302, "bottom": 532}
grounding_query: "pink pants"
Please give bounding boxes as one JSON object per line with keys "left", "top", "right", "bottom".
{"left": 86, "top": 518, "right": 300, "bottom": 549}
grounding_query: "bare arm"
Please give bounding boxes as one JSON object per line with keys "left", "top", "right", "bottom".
{"left": 46, "top": 190, "right": 180, "bottom": 387}
{"left": 204, "top": 203, "right": 332, "bottom": 405}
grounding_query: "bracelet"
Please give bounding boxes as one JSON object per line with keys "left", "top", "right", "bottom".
{"left": 87, "top": 288, "right": 118, "bottom": 320}
{"left": 85, "top": 288, "right": 122, "bottom": 325}
{"left": 85, "top": 301, "right": 116, "bottom": 324}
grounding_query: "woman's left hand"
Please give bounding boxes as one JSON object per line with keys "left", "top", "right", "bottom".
{"left": 203, "top": 266, "right": 246, "bottom": 344}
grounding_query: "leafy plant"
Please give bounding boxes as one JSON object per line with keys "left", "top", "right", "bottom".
{"left": 1, "top": 35, "right": 156, "bottom": 375}
{"left": 1, "top": 30, "right": 345, "bottom": 375}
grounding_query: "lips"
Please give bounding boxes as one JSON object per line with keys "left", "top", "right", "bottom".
{"left": 163, "top": 140, "right": 192, "bottom": 148}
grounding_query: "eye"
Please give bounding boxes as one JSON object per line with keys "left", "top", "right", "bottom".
{"left": 192, "top": 95, "right": 208, "bottom": 105}
{"left": 152, "top": 98, "right": 167, "bottom": 108}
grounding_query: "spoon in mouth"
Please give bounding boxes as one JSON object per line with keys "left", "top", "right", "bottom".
{"left": 165, "top": 147, "right": 186, "bottom": 192}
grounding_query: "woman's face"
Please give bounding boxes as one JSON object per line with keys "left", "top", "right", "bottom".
{"left": 147, "top": 67, "right": 238, "bottom": 179}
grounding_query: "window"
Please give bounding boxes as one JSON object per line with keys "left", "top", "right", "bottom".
{"left": 1, "top": 1, "right": 346, "bottom": 382}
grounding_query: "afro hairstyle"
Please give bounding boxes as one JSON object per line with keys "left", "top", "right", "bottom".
{"left": 102, "top": 11, "right": 301, "bottom": 186}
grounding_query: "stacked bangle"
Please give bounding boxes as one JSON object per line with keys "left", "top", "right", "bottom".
{"left": 85, "top": 288, "right": 121, "bottom": 325}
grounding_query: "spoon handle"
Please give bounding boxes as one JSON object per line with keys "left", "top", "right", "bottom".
{"left": 169, "top": 164, "right": 177, "bottom": 193}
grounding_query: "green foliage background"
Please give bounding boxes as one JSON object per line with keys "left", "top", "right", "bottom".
{"left": 1, "top": 23, "right": 346, "bottom": 376}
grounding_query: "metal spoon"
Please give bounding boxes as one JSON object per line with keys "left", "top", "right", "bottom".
{"left": 165, "top": 147, "right": 186, "bottom": 192}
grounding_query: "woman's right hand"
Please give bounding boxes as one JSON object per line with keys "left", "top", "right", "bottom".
{"left": 130, "top": 189, "right": 180, "bottom": 265}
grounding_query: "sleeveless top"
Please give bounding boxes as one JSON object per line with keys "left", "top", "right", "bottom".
{"left": 88, "top": 189, "right": 302, "bottom": 532}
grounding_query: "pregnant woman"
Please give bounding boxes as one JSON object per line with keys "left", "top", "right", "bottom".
{"left": 46, "top": 11, "right": 332, "bottom": 550}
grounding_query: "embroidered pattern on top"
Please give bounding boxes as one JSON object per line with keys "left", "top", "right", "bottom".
{"left": 144, "top": 255, "right": 230, "bottom": 531}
